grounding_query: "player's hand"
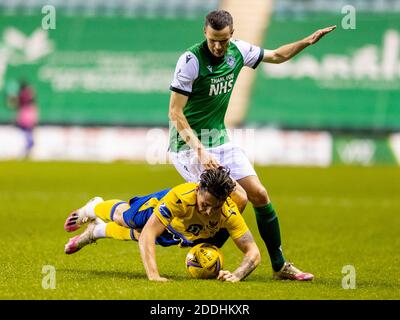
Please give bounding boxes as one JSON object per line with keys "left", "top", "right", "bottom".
{"left": 197, "top": 148, "right": 220, "bottom": 170}
{"left": 307, "top": 25, "right": 336, "bottom": 45}
{"left": 217, "top": 270, "right": 241, "bottom": 283}
{"left": 149, "top": 276, "right": 169, "bottom": 282}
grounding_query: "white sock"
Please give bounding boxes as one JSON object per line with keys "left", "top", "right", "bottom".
{"left": 93, "top": 222, "right": 107, "bottom": 239}
{"left": 84, "top": 198, "right": 103, "bottom": 219}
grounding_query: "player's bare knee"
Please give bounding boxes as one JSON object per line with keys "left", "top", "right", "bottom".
{"left": 237, "top": 198, "right": 248, "bottom": 213}
{"left": 248, "top": 187, "right": 270, "bottom": 206}
{"left": 113, "top": 203, "right": 130, "bottom": 227}
{"left": 232, "top": 185, "right": 248, "bottom": 213}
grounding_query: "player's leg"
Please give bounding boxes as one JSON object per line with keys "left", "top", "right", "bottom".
{"left": 22, "top": 127, "right": 34, "bottom": 158}
{"left": 92, "top": 221, "right": 138, "bottom": 241}
{"left": 94, "top": 195, "right": 169, "bottom": 232}
{"left": 169, "top": 150, "right": 201, "bottom": 182}
{"left": 212, "top": 143, "right": 313, "bottom": 281}
{"left": 64, "top": 222, "right": 98, "bottom": 254}
{"left": 94, "top": 200, "right": 130, "bottom": 227}
{"left": 64, "top": 221, "right": 138, "bottom": 254}
{"left": 237, "top": 175, "right": 313, "bottom": 281}
{"left": 64, "top": 197, "right": 131, "bottom": 232}
{"left": 92, "top": 200, "right": 142, "bottom": 240}
{"left": 64, "top": 199, "right": 141, "bottom": 255}
{"left": 236, "top": 175, "right": 284, "bottom": 270}
{"left": 64, "top": 197, "right": 104, "bottom": 232}
{"left": 229, "top": 180, "right": 248, "bottom": 213}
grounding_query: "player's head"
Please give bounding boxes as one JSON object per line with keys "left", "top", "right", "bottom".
{"left": 204, "top": 10, "right": 234, "bottom": 58}
{"left": 196, "top": 166, "right": 236, "bottom": 216}
{"left": 19, "top": 79, "right": 29, "bottom": 90}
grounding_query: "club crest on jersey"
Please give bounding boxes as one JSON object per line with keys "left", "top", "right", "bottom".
{"left": 207, "top": 220, "right": 219, "bottom": 230}
{"left": 186, "top": 224, "right": 203, "bottom": 236}
{"left": 226, "top": 55, "right": 236, "bottom": 68}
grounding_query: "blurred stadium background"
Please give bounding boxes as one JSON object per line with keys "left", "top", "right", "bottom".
{"left": 0, "top": 0, "right": 399, "bottom": 165}
{"left": 1, "top": 0, "right": 399, "bottom": 300}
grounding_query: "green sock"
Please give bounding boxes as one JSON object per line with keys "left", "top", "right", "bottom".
{"left": 254, "top": 203, "right": 285, "bottom": 272}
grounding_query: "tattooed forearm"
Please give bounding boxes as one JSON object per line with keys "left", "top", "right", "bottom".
{"left": 232, "top": 254, "right": 258, "bottom": 281}
{"left": 232, "top": 231, "right": 260, "bottom": 281}
{"left": 237, "top": 231, "right": 254, "bottom": 246}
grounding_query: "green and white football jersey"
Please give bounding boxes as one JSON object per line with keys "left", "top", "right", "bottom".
{"left": 169, "top": 39, "right": 264, "bottom": 152}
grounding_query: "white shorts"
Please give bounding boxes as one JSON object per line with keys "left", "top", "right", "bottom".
{"left": 169, "top": 142, "right": 257, "bottom": 182}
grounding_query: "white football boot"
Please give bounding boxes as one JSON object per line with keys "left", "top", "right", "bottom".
{"left": 64, "top": 197, "right": 103, "bottom": 232}
{"left": 64, "top": 222, "right": 98, "bottom": 254}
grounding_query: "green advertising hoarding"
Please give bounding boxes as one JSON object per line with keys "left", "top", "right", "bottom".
{"left": 333, "top": 135, "right": 397, "bottom": 165}
{"left": 2, "top": 12, "right": 400, "bottom": 130}
{"left": 0, "top": 14, "right": 203, "bottom": 125}
{"left": 247, "top": 13, "right": 400, "bottom": 131}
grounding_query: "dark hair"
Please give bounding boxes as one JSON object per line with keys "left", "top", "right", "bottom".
{"left": 199, "top": 166, "right": 235, "bottom": 201}
{"left": 205, "top": 10, "right": 233, "bottom": 31}
{"left": 19, "top": 79, "right": 29, "bottom": 90}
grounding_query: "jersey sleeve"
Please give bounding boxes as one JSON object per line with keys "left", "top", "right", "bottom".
{"left": 170, "top": 51, "right": 199, "bottom": 96}
{"left": 153, "top": 190, "right": 183, "bottom": 227}
{"left": 222, "top": 198, "right": 249, "bottom": 240}
{"left": 232, "top": 39, "right": 264, "bottom": 69}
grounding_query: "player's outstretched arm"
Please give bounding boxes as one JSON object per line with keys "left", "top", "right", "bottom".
{"left": 263, "top": 25, "right": 336, "bottom": 64}
{"left": 217, "top": 231, "right": 260, "bottom": 282}
{"left": 138, "top": 214, "right": 168, "bottom": 282}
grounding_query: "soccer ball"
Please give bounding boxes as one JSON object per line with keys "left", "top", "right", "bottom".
{"left": 185, "top": 243, "right": 224, "bottom": 279}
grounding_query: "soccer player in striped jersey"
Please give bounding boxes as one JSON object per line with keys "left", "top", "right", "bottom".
{"left": 64, "top": 167, "right": 260, "bottom": 282}
{"left": 168, "top": 10, "right": 336, "bottom": 281}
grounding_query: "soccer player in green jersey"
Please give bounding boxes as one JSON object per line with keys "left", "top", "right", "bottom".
{"left": 168, "top": 10, "right": 336, "bottom": 281}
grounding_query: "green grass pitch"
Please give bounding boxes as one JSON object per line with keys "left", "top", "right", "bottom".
{"left": 0, "top": 161, "right": 399, "bottom": 299}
